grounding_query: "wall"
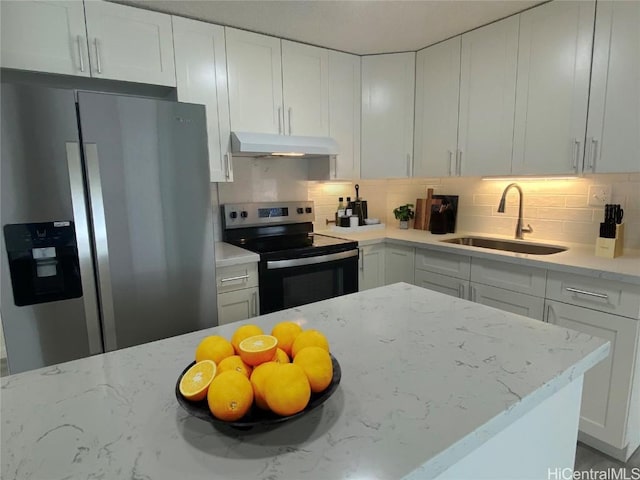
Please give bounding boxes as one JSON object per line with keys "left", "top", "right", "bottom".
{"left": 213, "top": 156, "right": 310, "bottom": 240}
{"left": 309, "top": 173, "right": 640, "bottom": 249}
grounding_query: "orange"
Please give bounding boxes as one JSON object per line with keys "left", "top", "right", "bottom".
{"left": 195, "top": 336, "right": 234, "bottom": 364}
{"left": 179, "top": 360, "right": 216, "bottom": 402}
{"left": 249, "top": 361, "right": 279, "bottom": 410}
{"left": 293, "top": 346, "right": 333, "bottom": 393}
{"left": 217, "top": 355, "right": 252, "bottom": 378}
{"left": 207, "top": 371, "right": 254, "bottom": 421}
{"left": 264, "top": 363, "right": 311, "bottom": 416}
{"left": 271, "top": 321, "right": 302, "bottom": 357}
{"left": 291, "top": 330, "right": 330, "bottom": 358}
{"left": 231, "top": 324, "right": 263, "bottom": 355}
{"left": 238, "top": 335, "right": 278, "bottom": 367}
{"left": 273, "top": 348, "right": 290, "bottom": 364}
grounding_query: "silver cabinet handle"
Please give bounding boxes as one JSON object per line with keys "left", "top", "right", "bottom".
{"left": 359, "top": 248, "right": 364, "bottom": 271}
{"left": 252, "top": 291, "right": 258, "bottom": 316}
{"left": 565, "top": 287, "right": 608, "bottom": 299}
{"left": 224, "top": 152, "right": 233, "bottom": 180}
{"left": 406, "top": 154, "right": 411, "bottom": 177}
{"left": 76, "top": 35, "right": 85, "bottom": 72}
{"left": 267, "top": 249, "right": 358, "bottom": 270}
{"left": 220, "top": 274, "right": 249, "bottom": 283}
{"left": 586, "top": 138, "right": 598, "bottom": 172}
{"left": 457, "top": 150, "right": 463, "bottom": 176}
{"left": 288, "top": 107, "right": 292, "bottom": 135}
{"left": 458, "top": 283, "right": 465, "bottom": 299}
{"left": 572, "top": 138, "right": 581, "bottom": 173}
{"left": 277, "top": 107, "right": 282, "bottom": 134}
{"left": 448, "top": 150, "right": 454, "bottom": 176}
{"left": 332, "top": 155, "right": 337, "bottom": 179}
{"left": 93, "top": 39, "right": 102, "bottom": 74}
{"left": 470, "top": 285, "right": 476, "bottom": 302}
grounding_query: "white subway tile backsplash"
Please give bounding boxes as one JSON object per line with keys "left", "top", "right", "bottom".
{"left": 308, "top": 173, "right": 639, "bottom": 249}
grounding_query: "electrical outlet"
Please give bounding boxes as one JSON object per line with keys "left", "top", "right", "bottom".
{"left": 588, "top": 185, "right": 611, "bottom": 206}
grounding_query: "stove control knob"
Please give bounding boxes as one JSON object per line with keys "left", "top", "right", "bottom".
{"left": 297, "top": 208, "right": 304, "bottom": 214}
{"left": 305, "top": 207, "right": 312, "bottom": 213}
{"left": 229, "top": 211, "right": 238, "bottom": 219}
{"left": 240, "top": 211, "right": 248, "bottom": 218}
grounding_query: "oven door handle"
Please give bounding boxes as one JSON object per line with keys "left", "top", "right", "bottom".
{"left": 266, "top": 249, "right": 359, "bottom": 270}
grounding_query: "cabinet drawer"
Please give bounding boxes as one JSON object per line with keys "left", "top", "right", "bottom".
{"left": 415, "top": 270, "right": 468, "bottom": 299}
{"left": 216, "top": 263, "right": 258, "bottom": 294}
{"left": 217, "top": 287, "right": 259, "bottom": 326}
{"left": 415, "top": 249, "right": 470, "bottom": 279}
{"left": 471, "top": 258, "right": 546, "bottom": 297}
{"left": 546, "top": 271, "right": 640, "bottom": 319}
{"left": 471, "top": 283, "right": 544, "bottom": 320}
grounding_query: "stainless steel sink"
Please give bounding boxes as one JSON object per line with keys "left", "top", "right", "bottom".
{"left": 441, "top": 236, "right": 567, "bottom": 255}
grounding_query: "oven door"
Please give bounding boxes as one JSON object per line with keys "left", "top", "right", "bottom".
{"left": 259, "top": 249, "right": 359, "bottom": 314}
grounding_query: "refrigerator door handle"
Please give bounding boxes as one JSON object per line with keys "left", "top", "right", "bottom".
{"left": 84, "top": 143, "right": 118, "bottom": 351}
{"left": 66, "top": 143, "right": 103, "bottom": 355}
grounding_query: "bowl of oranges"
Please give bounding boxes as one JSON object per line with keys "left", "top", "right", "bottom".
{"left": 175, "top": 321, "right": 341, "bottom": 429}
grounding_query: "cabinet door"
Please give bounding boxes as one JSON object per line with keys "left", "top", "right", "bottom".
{"left": 470, "top": 258, "right": 547, "bottom": 297}
{"left": 458, "top": 16, "right": 519, "bottom": 176}
{"left": 225, "top": 28, "right": 283, "bottom": 134}
{"left": 84, "top": 1, "right": 175, "bottom": 86}
{"left": 0, "top": 0, "right": 90, "bottom": 77}
{"left": 413, "top": 38, "right": 461, "bottom": 177}
{"left": 586, "top": 1, "right": 640, "bottom": 173}
{"left": 512, "top": 1, "right": 595, "bottom": 175}
{"left": 281, "top": 40, "right": 329, "bottom": 137}
{"left": 359, "top": 245, "right": 386, "bottom": 291}
{"left": 415, "top": 270, "right": 468, "bottom": 299}
{"left": 385, "top": 245, "right": 415, "bottom": 285}
{"left": 329, "top": 50, "right": 361, "bottom": 180}
{"left": 173, "top": 17, "right": 232, "bottom": 183}
{"left": 361, "top": 53, "right": 416, "bottom": 179}
{"left": 217, "top": 288, "right": 260, "bottom": 326}
{"left": 546, "top": 300, "right": 639, "bottom": 448}
{"left": 470, "top": 283, "right": 544, "bottom": 320}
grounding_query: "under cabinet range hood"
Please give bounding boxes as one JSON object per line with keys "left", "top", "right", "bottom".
{"left": 231, "top": 131, "right": 339, "bottom": 158}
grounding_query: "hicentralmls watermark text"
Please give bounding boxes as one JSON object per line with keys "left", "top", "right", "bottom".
{"left": 548, "top": 468, "right": 640, "bottom": 480}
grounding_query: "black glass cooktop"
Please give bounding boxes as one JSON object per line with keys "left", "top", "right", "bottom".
{"left": 228, "top": 234, "right": 357, "bottom": 260}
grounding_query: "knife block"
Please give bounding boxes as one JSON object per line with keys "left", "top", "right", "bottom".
{"left": 595, "top": 223, "right": 624, "bottom": 258}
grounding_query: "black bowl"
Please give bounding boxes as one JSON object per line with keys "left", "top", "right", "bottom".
{"left": 175, "top": 354, "right": 342, "bottom": 430}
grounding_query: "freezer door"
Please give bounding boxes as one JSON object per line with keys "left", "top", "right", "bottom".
{"left": 0, "top": 84, "right": 103, "bottom": 374}
{"left": 77, "top": 92, "right": 217, "bottom": 351}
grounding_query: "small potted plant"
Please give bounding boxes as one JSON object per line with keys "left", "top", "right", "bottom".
{"left": 393, "top": 204, "right": 415, "bottom": 229}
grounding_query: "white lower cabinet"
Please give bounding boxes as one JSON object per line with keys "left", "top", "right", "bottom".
{"left": 470, "top": 283, "right": 544, "bottom": 320}
{"left": 359, "top": 245, "right": 385, "bottom": 291}
{"left": 385, "top": 245, "right": 415, "bottom": 285}
{"left": 545, "top": 300, "right": 639, "bottom": 451}
{"left": 415, "top": 270, "right": 468, "bottom": 299}
{"left": 216, "top": 263, "right": 259, "bottom": 325}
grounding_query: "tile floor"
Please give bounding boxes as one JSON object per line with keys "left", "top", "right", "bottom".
{"left": 575, "top": 442, "right": 640, "bottom": 471}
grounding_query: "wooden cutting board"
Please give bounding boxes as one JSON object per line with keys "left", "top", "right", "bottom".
{"left": 414, "top": 188, "right": 433, "bottom": 230}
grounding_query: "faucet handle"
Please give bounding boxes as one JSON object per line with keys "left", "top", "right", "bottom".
{"left": 522, "top": 224, "right": 533, "bottom": 234}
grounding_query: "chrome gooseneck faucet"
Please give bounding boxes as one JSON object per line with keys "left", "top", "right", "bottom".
{"left": 497, "top": 183, "right": 533, "bottom": 240}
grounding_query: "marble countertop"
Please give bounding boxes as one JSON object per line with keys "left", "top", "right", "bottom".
{"left": 1, "top": 284, "right": 608, "bottom": 480}
{"left": 215, "top": 241, "right": 260, "bottom": 268}
{"left": 318, "top": 227, "right": 640, "bottom": 285}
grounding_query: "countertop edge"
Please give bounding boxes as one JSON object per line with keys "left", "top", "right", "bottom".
{"left": 214, "top": 242, "right": 260, "bottom": 268}
{"left": 404, "top": 340, "right": 611, "bottom": 479}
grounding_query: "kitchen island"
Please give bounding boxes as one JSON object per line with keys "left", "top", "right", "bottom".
{"left": 1, "top": 283, "right": 608, "bottom": 479}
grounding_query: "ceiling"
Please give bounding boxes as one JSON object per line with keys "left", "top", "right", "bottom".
{"left": 113, "top": 0, "right": 543, "bottom": 55}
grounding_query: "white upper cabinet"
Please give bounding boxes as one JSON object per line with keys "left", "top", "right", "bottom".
{"left": 413, "top": 38, "right": 461, "bottom": 178}
{"left": 281, "top": 40, "right": 329, "bottom": 137}
{"left": 0, "top": 1, "right": 90, "bottom": 77}
{"left": 328, "top": 50, "right": 361, "bottom": 179}
{"left": 458, "top": 16, "right": 519, "bottom": 176}
{"left": 225, "top": 28, "right": 283, "bottom": 134}
{"left": 586, "top": 1, "right": 640, "bottom": 173}
{"left": 172, "top": 17, "right": 232, "bottom": 183}
{"left": 512, "top": 0, "right": 595, "bottom": 175}
{"left": 83, "top": 1, "right": 175, "bottom": 86}
{"left": 361, "top": 52, "right": 416, "bottom": 179}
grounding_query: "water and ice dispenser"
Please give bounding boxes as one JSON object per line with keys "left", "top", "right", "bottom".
{"left": 4, "top": 222, "right": 83, "bottom": 306}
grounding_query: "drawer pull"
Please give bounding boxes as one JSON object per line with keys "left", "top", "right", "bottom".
{"left": 565, "top": 287, "right": 608, "bottom": 299}
{"left": 220, "top": 274, "right": 250, "bottom": 283}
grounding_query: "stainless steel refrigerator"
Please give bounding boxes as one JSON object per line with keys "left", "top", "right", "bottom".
{"left": 1, "top": 83, "right": 217, "bottom": 374}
